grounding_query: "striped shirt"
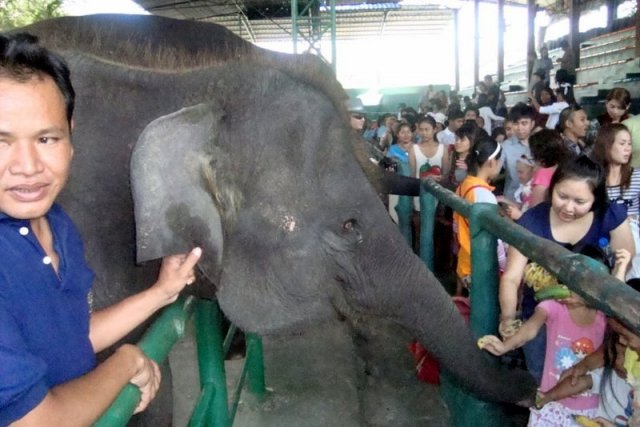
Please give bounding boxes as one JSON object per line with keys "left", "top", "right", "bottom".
{"left": 606, "top": 168, "right": 640, "bottom": 217}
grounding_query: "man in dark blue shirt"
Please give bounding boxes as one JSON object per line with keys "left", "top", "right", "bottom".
{"left": 0, "top": 33, "right": 202, "bottom": 425}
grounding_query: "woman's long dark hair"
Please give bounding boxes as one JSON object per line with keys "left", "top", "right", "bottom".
{"left": 592, "top": 123, "right": 632, "bottom": 190}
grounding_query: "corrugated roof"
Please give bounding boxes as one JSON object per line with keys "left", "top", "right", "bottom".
{"left": 131, "top": 1, "right": 601, "bottom": 44}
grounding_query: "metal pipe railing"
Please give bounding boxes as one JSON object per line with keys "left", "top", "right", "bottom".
{"left": 414, "top": 178, "right": 640, "bottom": 426}
{"left": 95, "top": 296, "right": 266, "bottom": 427}
{"left": 94, "top": 295, "right": 197, "bottom": 427}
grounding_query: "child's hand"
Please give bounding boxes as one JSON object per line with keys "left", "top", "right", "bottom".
{"left": 477, "top": 335, "right": 507, "bottom": 356}
{"left": 608, "top": 318, "right": 640, "bottom": 354}
{"left": 614, "top": 249, "right": 631, "bottom": 273}
{"left": 455, "top": 159, "right": 468, "bottom": 170}
{"left": 499, "top": 319, "right": 522, "bottom": 339}
{"left": 558, "top": 363, "right": 588, "bottom": 386}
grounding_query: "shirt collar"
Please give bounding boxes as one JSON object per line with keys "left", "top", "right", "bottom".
{"left": 0, "top": 204, "right": 59, "bottom": 226}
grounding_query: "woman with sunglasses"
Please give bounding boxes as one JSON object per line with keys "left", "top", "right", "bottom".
{"left": 592, "top": 123, "right": 640, "bottom": 280}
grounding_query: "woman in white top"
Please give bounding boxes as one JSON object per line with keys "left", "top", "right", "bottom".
{"left": 530, "top": 83, "right": 574, "bottom": 130}
{"left": 409, "top": 115, "right": 450, "bottom": 210}
{"left": 477, "top": 93, "right": 504, "bottom": 135}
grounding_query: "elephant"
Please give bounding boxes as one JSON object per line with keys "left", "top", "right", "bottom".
{"left": 19, "top": 13, "right": 536, "bottom": 423}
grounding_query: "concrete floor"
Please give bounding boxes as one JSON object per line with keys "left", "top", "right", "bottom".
{"left": 169, "top": 316, "right": 451, "bottom": 426}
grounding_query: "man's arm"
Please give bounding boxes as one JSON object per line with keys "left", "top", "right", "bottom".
{"left": 90, "top": 248, "right": 201, "bottom": 353}
{"left": 12, "top": 344, "right": 158, "bottom": 427}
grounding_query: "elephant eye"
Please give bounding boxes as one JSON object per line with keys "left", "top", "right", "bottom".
{"left": 343, "top": 218, "right": 357, "bottom": 231}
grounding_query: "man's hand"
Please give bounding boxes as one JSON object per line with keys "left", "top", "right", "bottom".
{"left": 152, "top": 247, "right": 202, "bottom": 305}
{"left": 126, "top": 346, "right": 161, "bottom": 414}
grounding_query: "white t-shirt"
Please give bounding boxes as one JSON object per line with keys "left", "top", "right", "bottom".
{"left": 589, "top": 367, "right": 632, "bottom": 424}
{"left": 539, "top": 101, "right": 569, "bottom": 130}
{"left": 413, "top": 143, "right": 445, "bottom": 210}
{"left": 437, "top": 127, "right": 456, "bottom": 145}
{"left": 479, "top": 106, "right": 504, "bottom": 134}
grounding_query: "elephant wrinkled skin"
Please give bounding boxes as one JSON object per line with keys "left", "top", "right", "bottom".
{"left": 20, "top": 13, "right": 536, "bottom": 422}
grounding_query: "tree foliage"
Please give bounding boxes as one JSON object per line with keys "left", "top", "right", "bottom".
{"left": 0, "top": 0, "right": 64, "bottom": 30}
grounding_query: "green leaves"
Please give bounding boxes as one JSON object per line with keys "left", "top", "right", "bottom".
{"left": 0, "top": 0, "right": 64, "bottom": 30}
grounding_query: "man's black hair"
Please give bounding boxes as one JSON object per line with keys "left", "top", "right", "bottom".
{"left": 0, "top": 32, "right": 74, "bottom": 124}
{"left": 448, "top": 108, "right": 464, "bottom": 121}
{"left": 507, "top": 102, "right": 536, "bottom": 122}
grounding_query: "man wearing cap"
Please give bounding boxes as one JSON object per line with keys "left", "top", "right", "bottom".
{"left": 346, "top": 98, "right": 366, "bottom": 132}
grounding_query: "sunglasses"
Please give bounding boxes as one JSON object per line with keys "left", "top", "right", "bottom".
{"left": 351, "top": 113, "right": 365, "bottom": 120}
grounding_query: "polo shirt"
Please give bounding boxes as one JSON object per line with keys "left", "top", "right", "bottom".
{"left": 501, "top": 136, "right": 531, "bottom": 202}
{"left": 0, "top": 204, "right": 96, "bottom": 425}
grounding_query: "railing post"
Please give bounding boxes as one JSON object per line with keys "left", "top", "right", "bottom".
{"left": 395, "top": 162, "right": 413, "bottom": 247}
{"left": 192, "top": 299, "right": 230, "bottom": 427}
{"left": 94, "top": 296, "right": 196, "bottom": 427}
{"left": 246, "top": 333, "right": 266, "bottom": 399}
{"left": 469, "top": 204, "right": 500, "bottom": 337}
{"left": 419, "top": 182, "right": 438, "bottom": 270}
{"left": 442, "top": 203, "right": 513, "bottom": 427}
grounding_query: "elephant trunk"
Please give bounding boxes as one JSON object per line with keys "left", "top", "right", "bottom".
{"left": 346, "top": 223, "right": 537, "bottom": 404}
{"left": 351, "top": 135, "right": 420, "bottom": 197}
{"left": 392, "top": 265, "right": 536, "bottom": 404}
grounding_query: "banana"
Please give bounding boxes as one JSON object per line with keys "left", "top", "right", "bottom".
{"left": 572, "top": 414, "right": 600, "bottom": 427}
{"left": 534, "top": 284, "right": 571, "bottom": 301}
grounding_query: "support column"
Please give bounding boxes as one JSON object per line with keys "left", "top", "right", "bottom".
{"left": 292, "top": 0, "right": 299, "bottom": 53}
{"left": 474, "top": 0, "right": 480, "bottom": 87}
{"left": 636, "top": 0, "right": 640, "bottom": 58}
{"left": 330, "top": 0, "right": 337, "bottom": 74}
{"left": 605, "top": 0, "right": 616, "bottom": 32}
{"left": 497, "top": 0, "right": 505, "bottom": 83}
{"left": 454, "top": 9, "right": 460, "bottom": 92}
{"left": 526, "top": 0, "right": 536, "bottom": 83}
{"left": 569, "top": 0, "right": 580, "bottom": 69}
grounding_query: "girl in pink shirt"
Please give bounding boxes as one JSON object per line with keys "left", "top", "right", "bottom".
{"left": 529, "top": 129, "right": 570, "bottom": 207}
{"left": 479, "top": 293, "right": 606, "bottom": 425}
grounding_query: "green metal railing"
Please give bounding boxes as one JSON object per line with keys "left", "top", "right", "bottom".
{"left": 94, "top": 296, "right": 265, "bottom": 427}
{"left": 401, "top": 178, "right": 640, "bottom": 427}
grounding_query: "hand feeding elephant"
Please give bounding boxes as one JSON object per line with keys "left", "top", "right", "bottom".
{"left": 20, "top": 13, "right": 536, "bottom": 422}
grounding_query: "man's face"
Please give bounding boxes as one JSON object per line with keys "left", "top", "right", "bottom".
{"left": 464, "top": 110, "right": 477, "bottom": 121}
{"left": 566, "top": 110, "right": 589, "bottom": 139}
{"left": 504, "top": 121, "right": 514, "bottom": 139}
{"left": 349, "top": 112, "right": 365, "bottom": 131}
{"left": 449, "top": 118, "right": 464, "bottom": 132}
{"left": 513, "top": 118, "right": 534, "bottom": 141}
{"left": 0, "top": 75, "right": 73, "bottom": 220}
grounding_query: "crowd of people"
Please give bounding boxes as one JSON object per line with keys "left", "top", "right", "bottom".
{"left": 349, "top": 75, "right": 640, "bottom": 425}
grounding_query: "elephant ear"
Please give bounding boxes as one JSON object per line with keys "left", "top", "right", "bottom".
{"left": 131, "top": 103, "right": 224, "bottom": 280}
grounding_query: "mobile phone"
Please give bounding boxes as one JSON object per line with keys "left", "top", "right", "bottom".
{"left": 497, "top": 201, "right": 509, "bottom": 209}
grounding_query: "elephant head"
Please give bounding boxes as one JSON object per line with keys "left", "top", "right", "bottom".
{"left": 23, "top": 14, "right": 536, "bottom": 406}
{"left": 130, "top": 77, "right": 536, "bottom": 405}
